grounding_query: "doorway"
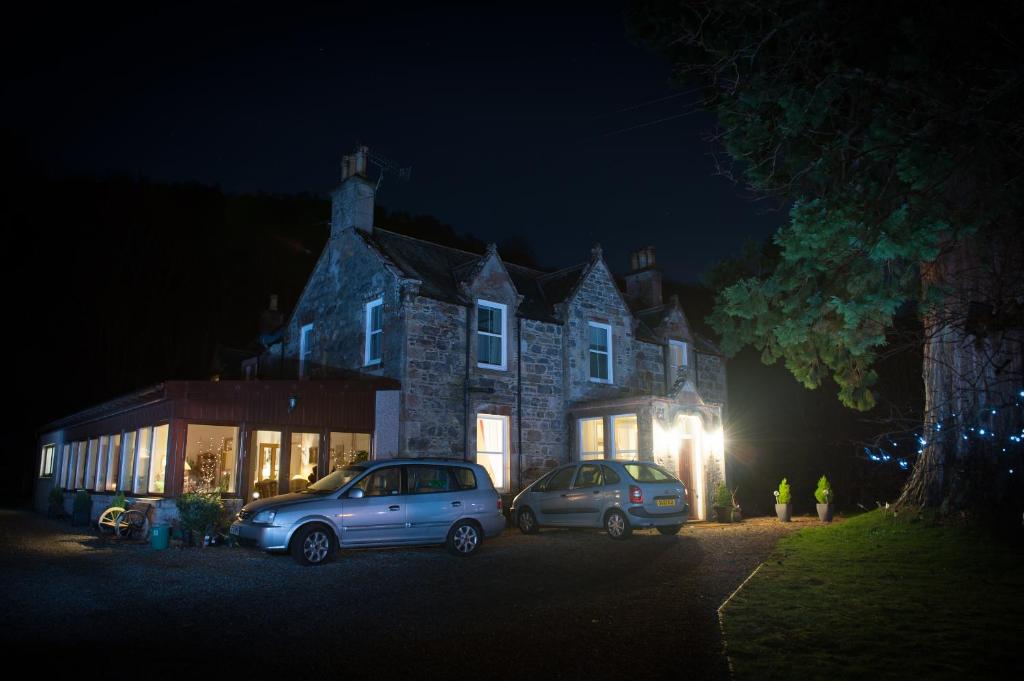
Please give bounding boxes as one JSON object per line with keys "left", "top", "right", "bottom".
{"left": 678, "top": 438, "right": 698, "bottom": 520}
{"left": 250, "top": 430, "right": 281, "bottom": 499}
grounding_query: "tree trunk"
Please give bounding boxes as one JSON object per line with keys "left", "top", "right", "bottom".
{"left": 898, "top": 234, "right": 1023, "bottom": 519}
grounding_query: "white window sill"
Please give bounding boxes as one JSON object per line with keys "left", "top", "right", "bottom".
{"left": 588, "top": 377, "right": 613, "bottom": 384}
{"left": 364, "top": 359, "right": 382, "bottom": 367}
{"left": 477, "top": 362, "right": 507, "bottom": 371}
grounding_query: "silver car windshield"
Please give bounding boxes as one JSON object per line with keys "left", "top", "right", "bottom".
{"left": 304, "top": 465, "right": 369, "bottom": 493}
{"left": 622, "top": 463, "right": 677, "bottom": 483}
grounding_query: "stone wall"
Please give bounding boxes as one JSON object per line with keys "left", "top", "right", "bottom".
{"left": 696, "top": 352, "right": 727, "bottom": 405}
{"left": 519, "top": 319, "right": 566, "bottom": 485}
{"left": 401, "top": 296, "right": 467, "bottom": 457}
{"left": 633, "top": 340, "right": 667, "bottom": 397}
{"left": 281, "top": 228, "right": 404, "bottom": 382}
{"left": 565, "top": 259, "right": 637, "bottom": 404}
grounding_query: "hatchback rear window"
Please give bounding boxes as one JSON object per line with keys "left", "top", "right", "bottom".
{"left": 622, "top": 463, "right": 676, "bottom": 483}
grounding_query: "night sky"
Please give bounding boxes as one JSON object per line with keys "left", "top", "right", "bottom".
{"left": 7, "top": 1, "right": 781, "bottom": 281}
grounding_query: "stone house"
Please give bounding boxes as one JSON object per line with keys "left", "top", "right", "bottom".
{"left": 254, "top": 147, "right": 728, "bottom": 519}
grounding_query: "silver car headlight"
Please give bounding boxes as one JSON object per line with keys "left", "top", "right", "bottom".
{"left": 252, "top": 509, "right": 277, "bottom": 525}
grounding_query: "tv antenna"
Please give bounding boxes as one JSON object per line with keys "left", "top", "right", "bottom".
{"left": 360, "top": 144, "right": 412, "bottom": 191}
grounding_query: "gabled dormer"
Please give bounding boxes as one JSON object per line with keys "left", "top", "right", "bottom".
{"left": 457, "top": 244, "right": 523, "bottom": 373}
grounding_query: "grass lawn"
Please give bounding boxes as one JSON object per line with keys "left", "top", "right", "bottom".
{"left": 721, "top": 510, "right": 1024, "bottom": 680}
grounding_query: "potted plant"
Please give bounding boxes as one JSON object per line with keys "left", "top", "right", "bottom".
{"left": 72, "top": 489, "right": 92, "bottom": 527}
{"left": 773, "top": 478, "right": 792, "bottom": 522}
{"left": 48, "top": 487, "right": 66, "bottom": 519}
{"left": 713, "top": 482, "right": 733, "bottom": 523}
{"left": 815, "top": 475, "right": 834, "bottom": 522}
{"left": 176, "top": 491, "right": 225, "bottom": 547}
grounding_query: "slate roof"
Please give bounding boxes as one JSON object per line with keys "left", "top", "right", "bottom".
{"left": 356, "top": 227, "right": 723, "bottom": 353}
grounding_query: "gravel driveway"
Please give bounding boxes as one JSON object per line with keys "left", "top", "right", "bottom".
{"left": 0, "top": 509, "right": 806, "bottom": 678}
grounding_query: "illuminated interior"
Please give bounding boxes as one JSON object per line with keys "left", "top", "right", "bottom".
{"left": 184, "top": 424, "right": 239, "bottom": 493}
{"left": 289, "top": 432, "right": 319, "bottom": 492}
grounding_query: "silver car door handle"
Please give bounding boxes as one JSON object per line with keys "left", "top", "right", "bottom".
{"left": 451, "top": 501, "right": 462, "bottom": 507}
{"left": 388, "top": 505, "right": 400, "bottom": 511}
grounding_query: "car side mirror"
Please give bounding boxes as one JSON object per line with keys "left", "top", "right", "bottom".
{"left": 348, "top": 488, "right": 364, "bottom": 499}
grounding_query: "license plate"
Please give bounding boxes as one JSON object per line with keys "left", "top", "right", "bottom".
{"left": 656, "top": 499, "right": 675, "bottom": 507}
{"left": 229, "top": 524, "right": 241, "bottom": 535}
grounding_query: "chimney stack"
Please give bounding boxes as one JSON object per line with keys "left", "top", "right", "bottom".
{"left": 625, "top": 246, "right": 662, "bottom": 308}
{"left": 259, "top": 293, "right": 284, "bottom": 335}
{"left": 331, "top": 144, "right": 375, "bottom": 237}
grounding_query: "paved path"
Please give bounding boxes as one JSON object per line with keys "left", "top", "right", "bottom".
{"left": 0, "top": 509, "right": 808, "bottom": 678}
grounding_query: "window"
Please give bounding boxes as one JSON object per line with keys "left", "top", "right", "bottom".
{"left": 39, "top": 444, "right": 55, "bottom": 478}
{"left": 184, "top": 424, "right": 239, "bottom": 493}
{"left": 250, "top": 430, "right": 281, "bottom": 498}
{"left": 623, "top": 463, "right": 676, "bottom": 483}
{"left": 59, "top": 444, "right": 70, "bottom": 486}
{"left": 148, "top": 424, "right": 170, "bottom": 494}
{"left": 453, "top": 467, "right": 477, "bottom": 490}
{"left": 476, "top": 414, "right": 509, "bottom": 492}
{"left": 545, "top": 466, "right": 577, "bottom": 492}
{"left": 588, "top": 322, "right": 613, "bottom": 383}
{"left": 242, "top": 357, "right": 258, "bottom": 380}
{"left": 574, "top": 463, "right": 603, "bottom": 488}
{"left": 119, "top": 431, "right": 136, "bottom": 492}
{"left": 354, "top": 466, "right": 401, "bottom": 496}
{"left": 103, "top": 434, "right": 121, "bottom": 492}
{"left": 299, "top": 323, "right": 315, "bottom": 378}
{"left": 73, "top": 442, "right": 86, "bottom": 489}
{"left": 133, "top": 428, "right": 152, "bottom": 494}
{"left": 611, "top": 414, "right": 639, "bottom": 461}
{"left": 579, "top": 417, "right": 605, "bottom": 460}
{"left": 476, "top": 300, "right": 507, "bottom": 370}
{"left": 329, "top": 432, "right": 371, "bottom": 471}
{"left": 601, "top": 465, "right": 621, "bottom": 485}
{"left": 364, "top": 298, "right": 383, "bottom": 366}
{"left": 669, "top": 340, "right": 689, "bottom": 386}
{"left": 85, "top": 439, "right": 99, "bottom": 490}
{"left": 407, "top": 465, "right": 456, "bottom": 494}
{"left": 289, "top": 432, "right": 320, "bottom": 492}
{"left": 94, "top": 435, "right": 109, "bottom": 491}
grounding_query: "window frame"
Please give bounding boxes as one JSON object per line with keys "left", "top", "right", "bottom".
{"left": 39, "top": 443, "right": 55, "bottom": 478}
{"left": 578, "top": 417, "right": 605, "bottom": 461}
{"left": 476, "top": 299, "right": 508, "bottom": 371}
{"left": 610, "top": 413, "right": 639, "bottom": 461}
{"left": 668, "top": 339, "right": 688, "bottom": 385}
{"left": 364, "top": 298, "right": 383, "bottom": 366}
{"left": 299, "top": 323, "right": 315, "bottom": 378}
{"left": 475, "top": 413, "right": 510, "bottom": 493}
{"left": 587, "top": 321, "right": 613, "bottom": 384}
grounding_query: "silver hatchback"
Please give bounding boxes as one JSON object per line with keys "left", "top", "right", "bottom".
{"left": 230, "top": 459, "right": 506, "bottom": 565}
{"left": 511, "top": 460, "right": 689, "bottom": 539}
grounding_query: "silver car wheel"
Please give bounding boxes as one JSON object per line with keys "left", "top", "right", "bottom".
{"left": 607, "top": 512, "right": 625, "bottom": 538}
{"left": 518, "top": 510, "right": 535, "bottom": 533}
{"left": 303, "top": 530, "right": 331, "bottom": 563}
{"left": 453, "top": 524, "right": 479, "bottom": 554}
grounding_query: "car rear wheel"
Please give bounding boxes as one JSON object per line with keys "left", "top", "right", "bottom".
{"left": 657, "top": 524, "right": 683, "bottom": 535}
{"left": 605, "top": 509, "right": 632, "bottom": 540}
{"left": 517, "top": 507, "right": 539, "bottom": 535}
{"left": 447, "top": 520, "right": 482, "bottom": 556}
{"left": 291, "top": 524, "right": 335, "bottom": 566}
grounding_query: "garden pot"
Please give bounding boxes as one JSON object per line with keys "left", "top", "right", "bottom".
{"left": 775, "top": 503, "right": 792, "bottom": 522}
{"left": 816, "top": 503, "right": 834, "bottom": 522}
{"left": 714, "top": 506, "right": 732, "bottom": 523}
{"left": 731, "top": 507, "right": 743, "bottom": 522}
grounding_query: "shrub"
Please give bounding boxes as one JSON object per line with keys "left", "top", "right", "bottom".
{"left": 776, "top": 478, "right": 792, "bottom": 504}
{"left": 48, "top": 487, "right": 64, "bottom": 506}
{"left": 176, "top": 491, "right": 224, "bottom": 543}
{"left": 714, "top": 481, "right": 733, "bottom": 507}
{"left": 815, "top": 475, "right": 833, "bottom": 504}
{"left": 111, "top": 491, "right": 127, "bottom": 510}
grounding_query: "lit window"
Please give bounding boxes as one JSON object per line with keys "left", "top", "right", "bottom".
{"left": 119, "top": 431, "right": 136, "bottom": 492}
{"left": 39, "top": 444, "right": 55, "bottom": 478}
{"left": 94, "top": 435, "right": 109, "bottom": 491}
{"left": 364, "top": 298, "right": 383, "bottom": 366}
{"left": 103, "top": 434, "right": 121, "bottom": 492}
{"left": 148, "top": 424, "right": 170, "bottom": 494}
{"left": 612, "top": 414, "right": 638, "bottom": 461}
{"left": 133, "top": 428, "right": 152, "bottom": 494}
{"left": 299, "top": 323, "right": 315, "bottom": 378}
{"left": 579, "top": 418, "right": 604, "bottom": 460}
{"left": 58, "top": 444, "right": 70, "bottom": 487}
{"left": 73, "top": 441, "right": 87, "bottom": 489}
{"left": 184, "top": 424, "right": 239, "bottom": 493}
{"left": 476, "top": 414, "right": 509, "bottom": 492}
{"left": 242, "top": 357, "right": 258, "bottom": 380}
{"left": 329, "top": 431, "right": 372, "bottom": 471}
{"left": 250, "top": 430, "right": 282, "bottom": 498}
{"left": 668, "top": 340, "right": 688, "bottom": 385}
{"left": 85, "top": 439, "right": 99, "bottom": 491}
{"left": 588, "top": 322, "right": 613, "bottom": 383}
{"left": 477, "top": 300, "right": 507, "bottom": 370}
{"left": 290, "top": 432, "right": 320, "bottom": 492}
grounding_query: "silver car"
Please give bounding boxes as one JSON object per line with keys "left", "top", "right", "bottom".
{"left": 230, "top": 459, "right": 506, "bottom": 565}
{"left": 511, "top": 460, "right": 689, "bottom": 539}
